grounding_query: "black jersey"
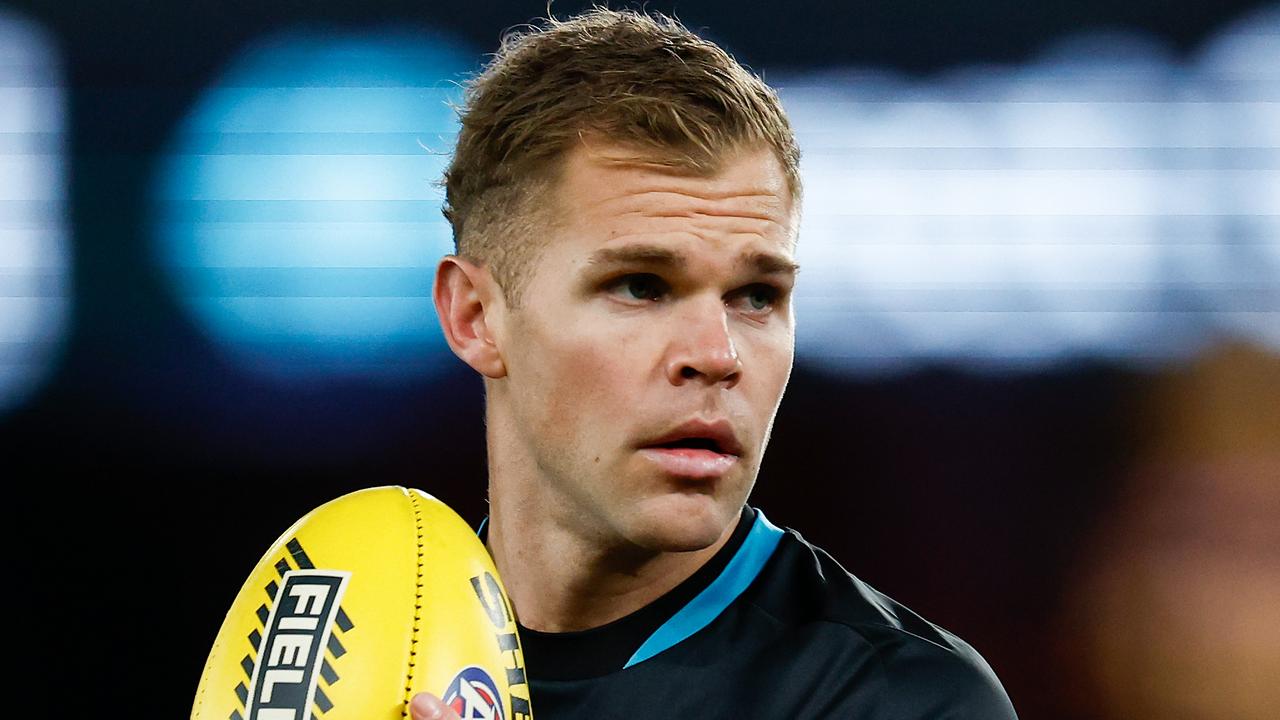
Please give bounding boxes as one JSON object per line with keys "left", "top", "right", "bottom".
{"left": 509, "top": 506, "right": 1018, "bottom": 719}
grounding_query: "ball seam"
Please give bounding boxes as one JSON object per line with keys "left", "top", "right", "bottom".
{"left": 191, "top": 634, "right": 218, "bottom": 717}
{"left": 403, "top": 490, "right": 427, "bottom": 718}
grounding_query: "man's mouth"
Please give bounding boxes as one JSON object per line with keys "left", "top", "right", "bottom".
{"left": 651, "top": 437, "right": 729, "bottom": 453}
{"left": 638, "top": 421, "right": 742, "bottom": 479}
{"left": 638, "top": 445, "right": 738, "bottom": 479}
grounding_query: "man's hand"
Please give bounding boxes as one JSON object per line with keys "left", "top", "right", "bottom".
{"left": 409, "top": 692, "right": 462, "bottom": 720}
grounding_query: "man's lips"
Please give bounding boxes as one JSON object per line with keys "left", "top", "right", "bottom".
{"left": 637, "top": 446, "right": 738, "bottom": 479}
{"left": 640, "top": 418, "right": 743, "bottom": 455}
{"left": 637, "top": 418, "right": 743, "bottom": 479}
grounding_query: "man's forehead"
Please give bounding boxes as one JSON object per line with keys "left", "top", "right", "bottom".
{"left": 561, "top": 141, "right": 794, "bottom": 214}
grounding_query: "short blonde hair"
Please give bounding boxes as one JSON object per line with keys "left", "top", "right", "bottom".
{"left": 443, "top": 8, "right": 801, "bottom": 305}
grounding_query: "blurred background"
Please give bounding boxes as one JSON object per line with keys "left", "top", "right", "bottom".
{"left": 4, "top": 1, "right": 1277, "bottom": 717}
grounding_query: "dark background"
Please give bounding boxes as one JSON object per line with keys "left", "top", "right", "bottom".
{"left": 5, "top": 2, "right": 1278, "bottom": 718}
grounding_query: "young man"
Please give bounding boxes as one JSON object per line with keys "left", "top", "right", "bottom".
{"left": 414, "top": 9, "right": 1017, "bottom": 719}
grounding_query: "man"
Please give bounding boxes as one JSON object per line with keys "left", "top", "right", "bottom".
{"left": 413, "top": 9, "right": 1017, "bottom": 719}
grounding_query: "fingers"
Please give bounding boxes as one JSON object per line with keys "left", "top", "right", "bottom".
{"left": 409, "top": 692, "right": 461, "bottom": 720}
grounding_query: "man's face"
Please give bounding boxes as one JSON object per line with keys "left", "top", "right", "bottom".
{"left": 492, "top": 142, "right": 798, "bottom": 553}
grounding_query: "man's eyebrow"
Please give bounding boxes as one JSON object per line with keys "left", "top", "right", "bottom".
{"left": 587, "top": 245, "right": 685, "bottom": 269}
{"left": 587, "top": 245, "right": 799, "bottom": 276}
{"left": 747, "top": 251, "right": 801, "bottom": 276}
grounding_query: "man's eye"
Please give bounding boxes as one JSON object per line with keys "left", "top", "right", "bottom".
{"left": 737, "top": 284, "right": 780, "bottom": 312}
{"left": 609, "top": 274, "right": 667, "bottom": 302}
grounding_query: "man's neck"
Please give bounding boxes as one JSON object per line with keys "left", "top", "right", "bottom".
{"left": 485, "top": 494, "right": 739, "bottom": 633}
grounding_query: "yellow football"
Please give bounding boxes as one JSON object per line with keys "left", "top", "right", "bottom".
{"left": 191, "top": 486, "right": 532, "bottom": 720}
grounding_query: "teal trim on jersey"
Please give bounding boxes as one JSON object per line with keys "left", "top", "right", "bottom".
{"left": 623, "top": 509, "right": 785, "bottom": 668}
{"left": 477, "top": 516, "right": 488, "bottom": 537}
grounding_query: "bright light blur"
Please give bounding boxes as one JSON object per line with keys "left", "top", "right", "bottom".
{"left": 152, "top": 29, "right": 474, "bottom": 383}
{"left": 149, "top": 10, "right": 1278, "bottom": 384}
{"left": 0, "top": 10, "right": 70, "bottom": 414}
{"left": 783, "top": 6, "right": 1280, "bottom": 373}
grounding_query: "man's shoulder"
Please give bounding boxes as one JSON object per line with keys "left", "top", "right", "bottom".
{"left": 741, "top": 524, "right": 1018, "bottom": 718}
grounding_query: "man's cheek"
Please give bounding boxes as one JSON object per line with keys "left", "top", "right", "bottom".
{"left": 537, "top": 345, "right": 617, "bottom": 428}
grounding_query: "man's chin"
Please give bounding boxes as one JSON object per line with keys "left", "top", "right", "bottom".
{"left": 624, "top": 493, "right": 739, "bottom": 553}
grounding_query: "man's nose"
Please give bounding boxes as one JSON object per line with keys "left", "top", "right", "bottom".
{"left": 666, "top": 298, "right": 742, "bottom": 387}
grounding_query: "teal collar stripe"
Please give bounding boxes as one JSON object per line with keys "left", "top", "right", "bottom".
{"left": 624, "top": 509, "right": 786, "bottom": 668}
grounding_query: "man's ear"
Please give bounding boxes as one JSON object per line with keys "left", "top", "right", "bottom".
{"left": 433, "top": 255, "right": 507, "bottom": 379}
